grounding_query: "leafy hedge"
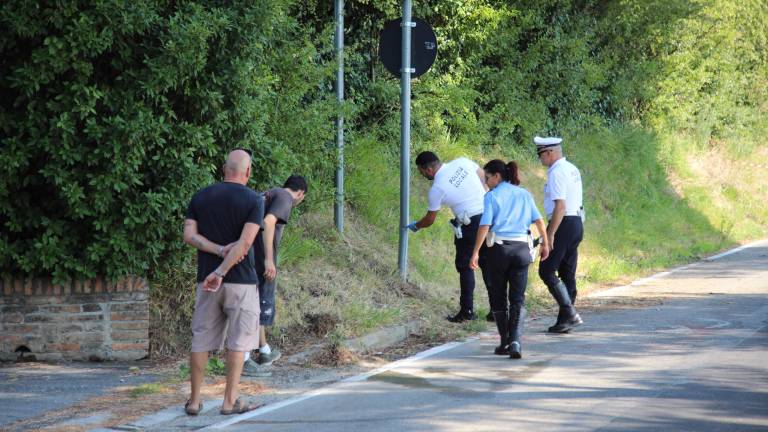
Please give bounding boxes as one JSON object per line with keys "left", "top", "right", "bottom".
{"left": 331, "top": 0, "right": 766, "bottom": 145}
{"left": 0, "top": 1, "right": 336, "bottom": 280}
{"left": 1, "top": 0, "right": 765, "bottom": 279}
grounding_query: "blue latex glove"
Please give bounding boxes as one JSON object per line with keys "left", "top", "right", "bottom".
{"left": 406, "top": 221, "right": 419, "bottom": 232}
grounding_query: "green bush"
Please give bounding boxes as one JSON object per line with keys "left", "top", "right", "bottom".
{"left": 1, "top": 0, "right": 765, "bottom": 306}
{"left": 0, "top": 1, "right": 335, "bottom": 280}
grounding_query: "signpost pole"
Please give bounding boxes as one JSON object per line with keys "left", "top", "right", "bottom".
{"left": 398, "top": 0, "right": 413, "bottom": 282}
{"left": 334, "top": 0, "right": 345, "bottom": 233}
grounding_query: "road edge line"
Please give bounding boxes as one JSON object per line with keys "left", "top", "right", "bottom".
{"left": 202, "top": 339, "right": 473, "bottom": 430}
{"left": 589, "top": 238, "right": 768, "bottom": 298}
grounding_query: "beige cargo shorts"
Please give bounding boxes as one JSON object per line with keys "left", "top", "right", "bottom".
{"left": 190, "top": 282, "right": 260, "bottom": 353}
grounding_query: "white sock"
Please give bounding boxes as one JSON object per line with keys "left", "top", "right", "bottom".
{"left": 244, "top": 351, "right": 251, "bottom": 362}
{"left": 259, "top": 344, "right": 271, "bottom": 355}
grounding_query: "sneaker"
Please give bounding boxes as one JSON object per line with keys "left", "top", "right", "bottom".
{"left": 257, "top": 348, "right": 282, "bottom": 366}
{"left": 446, "top": 309, "right": 477, "bottom": 323}
{"left": 241, "top": 358, "right": 272, "bottom": 377}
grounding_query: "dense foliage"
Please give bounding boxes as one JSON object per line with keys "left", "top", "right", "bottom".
{"left": 0, "top": 1, "right": 335, "bottom": 280}
{"left": 1, "top": 0, "right": 765, "bottom": 279}
{"left": 320, "top": 0, "right": 766, "bottom": 146}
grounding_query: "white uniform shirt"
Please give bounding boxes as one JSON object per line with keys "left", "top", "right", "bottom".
{"left": 544, "top": 157, "right": 583, "bottom": 217}
{"left": 428, "top": 157, "right": 485, "bottom": 217}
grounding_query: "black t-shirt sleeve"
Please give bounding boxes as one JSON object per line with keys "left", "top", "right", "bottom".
{"left": 267, "top": 189, "right": 293, "bottom": 225}
{"left": 185, "top": 193, "right": 198, "bottom": 220}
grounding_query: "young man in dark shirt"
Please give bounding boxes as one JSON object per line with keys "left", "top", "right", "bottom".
{"left": 182, "top": 149, "right": 265, "bottom": 415}
{"left": 242, "top": 175, "right": 307, "bottom": 376}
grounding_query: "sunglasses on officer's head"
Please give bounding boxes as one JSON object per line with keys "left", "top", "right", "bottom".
{"left": 537, "top": 149, "right": 550, "bottom": 157}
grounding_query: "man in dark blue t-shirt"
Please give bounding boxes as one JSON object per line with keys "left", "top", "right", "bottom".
{"left": 182, "top": 149, "right": 265, "bottom": 416}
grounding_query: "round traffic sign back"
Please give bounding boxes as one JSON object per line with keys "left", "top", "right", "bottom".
{"left": 379, "top": 18, "right": 438, "bottom": 78}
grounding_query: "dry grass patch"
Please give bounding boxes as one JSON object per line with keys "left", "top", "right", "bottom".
{"left": 310, "top": 344, "right": 358, "bottom": 367}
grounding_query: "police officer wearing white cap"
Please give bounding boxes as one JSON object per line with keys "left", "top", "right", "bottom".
{"left": 535, "top": 136, "right": 584, "bottom": 333}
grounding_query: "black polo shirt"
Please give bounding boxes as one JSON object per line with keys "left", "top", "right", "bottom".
{"left": 186, "top": 182, "right": 264, "bottom": 283}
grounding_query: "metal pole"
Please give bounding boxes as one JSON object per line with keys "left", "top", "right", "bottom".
{"left": 334, "top": 0, "right": 345, "bottom": 233}
{"left": 398, "top": 0, "right": 413, "bottom": 281}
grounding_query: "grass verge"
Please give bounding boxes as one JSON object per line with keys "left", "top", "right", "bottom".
{"left": 149, "top": 125, "right": 768, "bottom": 360}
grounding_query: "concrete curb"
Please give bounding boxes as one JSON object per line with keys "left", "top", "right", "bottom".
{"left": 282, "top": 319, "right": 422, "bottom": 365}
{"left": 343, "top": 320, "right": 422, "bottom": 353}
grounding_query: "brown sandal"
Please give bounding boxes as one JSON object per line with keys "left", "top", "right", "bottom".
{"left": 184, "top": 399, "right": 203, "bottom": 416}
{"left": 220, "top": 398, "right": 263, "bottom": 415}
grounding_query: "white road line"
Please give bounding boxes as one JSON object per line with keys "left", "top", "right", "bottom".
{"left": 704, "top": 243, "right": 753, "bottom": 261}
{"left": 589, "top": 238, "right": 768, "bottom": 298}
{"left": 202, "top": 339, "right": 474, "bottom": 430}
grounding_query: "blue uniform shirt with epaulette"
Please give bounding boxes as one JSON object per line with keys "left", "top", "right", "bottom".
{"left": 480, "top": 182, "right": 542, "bottom": 237}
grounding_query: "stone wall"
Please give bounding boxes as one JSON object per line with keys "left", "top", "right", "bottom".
{"left": 0, "top": 277, "right": 149, "bottom": 361}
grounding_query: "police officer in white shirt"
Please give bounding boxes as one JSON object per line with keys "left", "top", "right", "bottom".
{"left": 408, "top": 151, "right": 490, "bottom": 322}
{"left": 535, "top": 136, "right": 584, "bottom": 333}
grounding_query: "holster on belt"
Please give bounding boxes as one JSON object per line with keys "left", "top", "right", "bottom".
{"left": 449, "top": 218, "right": 463, "bottom": 239}
{"left": 528, "top": 233, "right": 536, "bottom": 263}
{"left": 485, "top": 231, "right": 496, "bottom": 248}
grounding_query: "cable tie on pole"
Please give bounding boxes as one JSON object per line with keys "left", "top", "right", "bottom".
{"left": 400, "top": 21, "right": 416, "bottom": 27}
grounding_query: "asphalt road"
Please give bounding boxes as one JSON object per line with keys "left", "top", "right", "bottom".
{"left": 198, "top": 241, "right": 768, "bottom": 432}
{"left": 0, "top": 362, "right": 159, "bottom": 427}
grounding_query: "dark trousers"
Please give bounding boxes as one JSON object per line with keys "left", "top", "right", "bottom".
{"left": 538, "top": 216, "right": 583, "bottom": 302}
{"left": 487, "top": 241, "right": 531, "bottom": 312}
{"left": 478, "top": 244, "right": 492, "bottom": 307}
{"left": 454, "top": 214, "right": 483, "bottom": 311}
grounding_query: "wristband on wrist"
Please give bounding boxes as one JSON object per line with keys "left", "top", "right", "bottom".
{"left": 214, "top": 269, "right": 225, "bottom": 278}
{"left": 218, "top": 246, "right": 224, "bottom": 257}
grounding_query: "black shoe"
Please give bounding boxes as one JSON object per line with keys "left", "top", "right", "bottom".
{"left": 547, "top": 313, "right": 583, "bottom": 333}
{"left": 494, "top": 344, "right": 509, "bottom": 355}
{"left": 485, "top": 311, "right": 495, "bottom": 322}
{"left": 446, "top": 309, "right": 477, "bottom": 323}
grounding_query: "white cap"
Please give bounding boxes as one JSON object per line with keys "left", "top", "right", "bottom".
{"left": 533, "top": 136, "right": 563, "bottom": 152}
{"left": 533, "top": 136, "right": 563, "bottom": 149}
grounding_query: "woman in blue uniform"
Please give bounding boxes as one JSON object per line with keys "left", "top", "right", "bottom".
{"left": 470, "top": 160, "right": 549, "bottom": 359}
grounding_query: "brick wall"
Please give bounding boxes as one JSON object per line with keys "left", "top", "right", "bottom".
{"left": 0, "top": 277, "right": 149, "bottom": 361}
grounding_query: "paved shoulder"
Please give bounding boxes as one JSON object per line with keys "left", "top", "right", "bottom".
{"left": 203, "top": 241, "right": 768, "bottom": 432}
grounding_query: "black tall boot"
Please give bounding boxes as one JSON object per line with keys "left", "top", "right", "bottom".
{"left": 567, "top": 285, "right": 577, "bottom": 305}
{"left": 492, "top": 311, "right": 509, "bottom": 355}
{"left": 508, "top": 303, "right": 526, "bottom": 359}
{"left": 547, "top": 281, "right": 583, "bottom": 333}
